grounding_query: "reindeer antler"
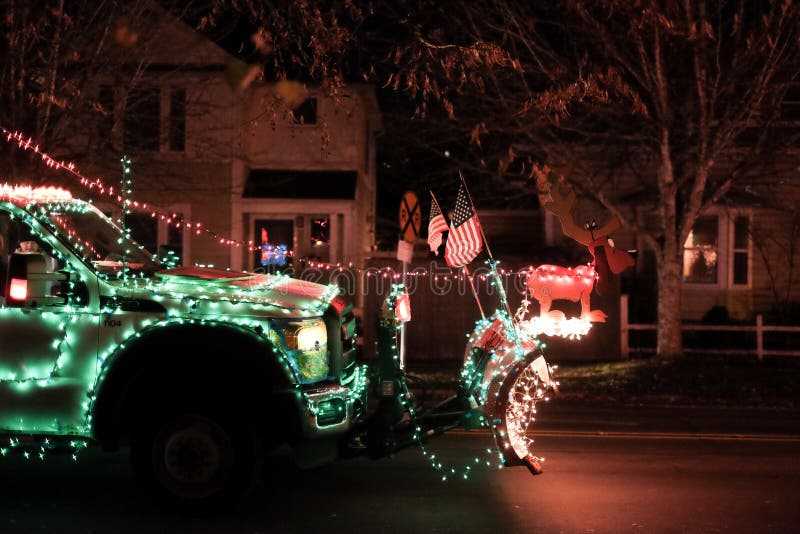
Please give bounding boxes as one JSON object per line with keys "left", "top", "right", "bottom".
{"left": 534, "top": 169, "right": 633, "bottom": 297}
{"left": 546, "top": 185, "right": 592, "bottom": 246}
{"left": 546, "top": 184, "right": 621, "bottom": 246}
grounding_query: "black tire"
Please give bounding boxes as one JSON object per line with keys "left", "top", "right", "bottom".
{"left": 131, "top": 398, "right": 263, "bottom": 511}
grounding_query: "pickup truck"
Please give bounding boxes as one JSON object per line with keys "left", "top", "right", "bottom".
{"left": 0, "top": 185, "right": 363, "bottom": 506}
{"left": 0, "top": 185, "right": 556, "bottom": 509}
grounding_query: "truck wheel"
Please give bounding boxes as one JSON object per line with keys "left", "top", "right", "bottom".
{"left": 132, "top": 404, "right": 262, "bottom": 509}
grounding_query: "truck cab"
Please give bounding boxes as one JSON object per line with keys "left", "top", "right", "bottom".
{"left": 0, "top": 185, "right": 362, "bottom": 506}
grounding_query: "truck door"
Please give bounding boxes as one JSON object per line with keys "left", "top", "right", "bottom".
{"left": 0, "top": 209, "right": 98, "bottom": 435}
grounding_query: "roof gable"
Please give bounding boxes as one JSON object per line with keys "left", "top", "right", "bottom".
{"left": 131, "top": 2, "right": 234, "bottom": 68}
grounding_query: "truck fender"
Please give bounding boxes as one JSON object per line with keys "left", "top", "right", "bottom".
{"left": 90, "top": 321, "right": 297, "bottom": 451}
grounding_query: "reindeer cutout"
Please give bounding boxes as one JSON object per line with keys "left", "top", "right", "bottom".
{"left": 526, "top": 184, "right": 634, "bottom": 324}
{"left": 526, "top": 263, "right": 605, "bottom": 322}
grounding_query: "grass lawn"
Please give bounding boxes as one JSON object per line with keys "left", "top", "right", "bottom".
{"left": 406, "top": 355, "right": 800, "bottom": 408}
{"left": 554, "top": 356, "right": 800, "bottom": 407}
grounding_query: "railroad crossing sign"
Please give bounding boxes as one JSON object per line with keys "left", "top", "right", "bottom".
{"left": 399, "top": 191, "right": 421, "bottom": 243}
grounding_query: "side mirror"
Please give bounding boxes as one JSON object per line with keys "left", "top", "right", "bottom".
{"left": 6, "top": 251, "right": 69, "bottom": 307}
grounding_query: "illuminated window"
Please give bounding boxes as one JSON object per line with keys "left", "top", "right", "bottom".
{"left": 683, "top": 212, "right": 751, "bottom": 288}
{"left": 683, "top": 215, "right": 719, "bottom": 284}
{"left": 311, "top": 217, "right": 329, "bottom": 249}
{"left": 253, "top": 219, "right": 293, "bottom": 271}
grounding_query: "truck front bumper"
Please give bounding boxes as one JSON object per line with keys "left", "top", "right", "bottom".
{"left": 297, "top": 383, "right": 353, "bottom": 439}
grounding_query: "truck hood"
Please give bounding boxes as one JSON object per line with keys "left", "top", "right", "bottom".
{"left": 113, "top": 266, "right": 339, "bottom": 318}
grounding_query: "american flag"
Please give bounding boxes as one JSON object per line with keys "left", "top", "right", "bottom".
{"left": 427, "top": 200, "right": 448, "bottom": 253}
{"left": 444, "top": 184, "right": 483, "bottom": 267}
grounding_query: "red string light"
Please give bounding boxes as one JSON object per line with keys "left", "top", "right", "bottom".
{"left": 2, "top": 127, "right": 261, "bottom": 252}
{"left": 1, "top": 127, "right": 601, "bottom": 283}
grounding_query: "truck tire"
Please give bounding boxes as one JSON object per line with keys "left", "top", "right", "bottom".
{"left": 131, "top": 398, "right": 263, "bottom": 510}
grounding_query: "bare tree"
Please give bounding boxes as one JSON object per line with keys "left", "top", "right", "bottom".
{"left": 0, "top": 1, "right": 352, "bottom": 194}
{"left": 5, "top": 1, "right": 798, "bottom": 357}
{"left": 0, "top": 1, "right": 162, "bottom": 175}
{"left": 220, "top": 0, "right": 800, "bottom": 357}
{"left": 445, "top": 1, "right": 800, "bottom": 358}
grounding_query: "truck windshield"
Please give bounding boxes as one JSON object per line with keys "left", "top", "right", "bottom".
{"left": 40, "top": 201, "right": 162, "bottom": 276}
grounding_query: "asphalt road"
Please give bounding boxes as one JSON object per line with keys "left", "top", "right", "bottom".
{"left": 1, "top": 405, "right": 798, "bottom": 534}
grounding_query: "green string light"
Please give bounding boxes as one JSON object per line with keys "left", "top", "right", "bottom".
{"left": 0, "top": 190, "right": 347, "bottom": 462}
{"left": 383, "top": 284, "right": 506, "bottom": 482}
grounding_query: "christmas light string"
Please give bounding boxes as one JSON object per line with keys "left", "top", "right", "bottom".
{"left": 383, "top": 285, "right": 506, "bottom": 481}
{"left": 504, "top": 362, "right": 549, "bottom": 465}
{"left": 460, "top": 312, "right": 556, "bottom": 471}
{"left": 299, "top": 257, "right": 599, "bottom": 283}
{"left": 0, "top": 130, "right": 566, "bottom": 471}
{"left": 1, "top": 127, "right": 262, "bottom": 252}
{"left": 0, "top": 190, "right": 352, "bottom": 464}
{"left": 1, "top": 437, "right": 88, "bottom": 462}
{"left": 0, "top": 199, "right": 99, "bottom": 461}
{"left": 383, "top": 284, "right": 560, "bottom": 480}
{"left": 3, "top": 126, "right": 600, "bottom": 284}
{"left": 455, "top": 261, "right": 562, "bottom": 470}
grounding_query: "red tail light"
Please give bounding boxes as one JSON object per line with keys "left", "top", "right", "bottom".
{"left": 9, "top": 278, "right": 27, "bottom": 301}
{"left": 394, "top": 293, "right": 411, "bottom": 322}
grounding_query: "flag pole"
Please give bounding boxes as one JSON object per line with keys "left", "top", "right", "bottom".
{"left": 431, "top": 190, "right": 485, "bottom": 321}
{"left": 456, "top": 171, "right": 518, "bottom": 332}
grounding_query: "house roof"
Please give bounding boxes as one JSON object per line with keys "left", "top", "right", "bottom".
{"left": 139, "top": 2, "right": 235, "bottom": 68}
{"left": 243, "top": 170, "right": 358, "bottom": 199}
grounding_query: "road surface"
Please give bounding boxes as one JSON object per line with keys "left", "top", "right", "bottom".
{"left": 1, "top": 405, "right": 798, "bottom": 533}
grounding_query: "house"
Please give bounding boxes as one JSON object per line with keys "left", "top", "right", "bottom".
{"left": 675, "top": 182, "right": 800, "bottom": 321}
{"left": 538, "top": 177, "right": 800, "bottom": 324}
{"left": 229, "top": 84, "right": 382, "bottom": 272}
{"left": 78, "top": 4, "right": 381, "bottom": 272}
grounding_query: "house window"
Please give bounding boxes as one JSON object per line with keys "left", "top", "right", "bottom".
{"left": 253, "top": 219, "right": 294, "bottom": 271}
{"left": 731, "top": 215, "right": 749, "bottom": 286}
{"left": 683, "top": 215, "right": 719, "bottom": 284}
{"left": 123, "top": 87, "right": 160, "bottom": 151}
{"left": 124, "top": 213, "right": 158, "bottom": 253}
{"left": 169, "top": 87, "right": 186, "bottom": 151}
{"left": 123, "top": 211, "right": 185, "bottom": 266}
{"left": 310, "top": 217, "right": 330, "bottom": 260}
{"left": 683, "top": 212, "right": 751, "bottom": 287}
{"left": 291, "top": 98, "right": 317, "bottom": 125}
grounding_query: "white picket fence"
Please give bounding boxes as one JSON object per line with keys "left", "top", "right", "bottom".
{"left": 620, "top": 294, "right": 800, "bottom": 359}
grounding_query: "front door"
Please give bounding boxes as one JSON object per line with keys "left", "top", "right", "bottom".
{"left": 253, "top": 218, "right": 294, "bottom": 273}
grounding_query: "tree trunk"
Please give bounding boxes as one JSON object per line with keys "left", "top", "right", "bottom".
{"left": 656, "top": 251, "right": 683, "bottom": 358}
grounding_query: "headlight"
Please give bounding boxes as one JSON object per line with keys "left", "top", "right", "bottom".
{"left": 281, "top": 319, "right": 329, "bottom": 383}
